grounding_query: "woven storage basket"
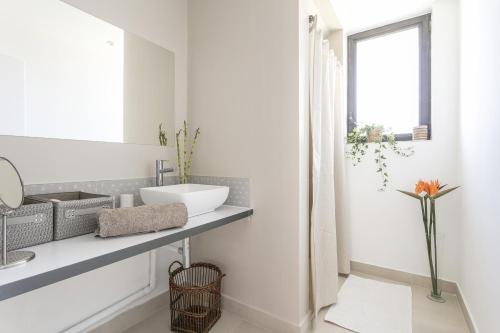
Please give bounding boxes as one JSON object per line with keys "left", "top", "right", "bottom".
{"left": 0, "top": 198, "right": 53, "bottom": 252}
{"left": 26, "top": 192, "right": 113, "bottom": 240}
{"left": 169, "top": 261, "right": 225, "bottom": 333}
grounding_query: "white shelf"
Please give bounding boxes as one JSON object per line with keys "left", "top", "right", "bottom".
{"left": 0, "top": 205, "right": 253, "bottom": 301}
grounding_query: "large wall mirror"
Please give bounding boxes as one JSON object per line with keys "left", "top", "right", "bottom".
{"left": 0, "top": 0, "right": 175, "bottom": 146}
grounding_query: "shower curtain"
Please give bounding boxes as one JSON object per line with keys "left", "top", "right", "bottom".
{"left": 309, "top": 27, "right": 350, "bottom": 316}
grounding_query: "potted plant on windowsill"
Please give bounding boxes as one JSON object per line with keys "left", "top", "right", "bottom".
{"left": 346, "top": 124, "right": 414, "bottom": 191}
{"left": 366, "top": 124, "right": 384, "bottom": 143}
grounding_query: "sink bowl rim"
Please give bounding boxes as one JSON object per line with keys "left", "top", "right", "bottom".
{"left": 140, "top": 183, "right": 229, "bottom": 195}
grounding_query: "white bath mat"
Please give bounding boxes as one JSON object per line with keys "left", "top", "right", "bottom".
{"left": 325, "top": 275, "right": 412, "bottom": 333}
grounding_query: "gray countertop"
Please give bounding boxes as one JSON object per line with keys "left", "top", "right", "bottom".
{"left": 0, "top": 205, "right": 253, "bottom": 301}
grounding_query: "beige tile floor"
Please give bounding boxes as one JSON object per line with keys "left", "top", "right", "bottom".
{"left": 124, "top": 306, "right": 274, "bottom": 333}
{"left": 124, "top": 273, "right": 469, "bottom": 333}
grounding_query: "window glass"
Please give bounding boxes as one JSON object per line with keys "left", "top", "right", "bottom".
{"left": 356, "top": 27, "right": 420, "bottom": 134}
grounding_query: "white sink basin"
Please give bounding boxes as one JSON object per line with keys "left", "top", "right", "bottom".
{"left": 140, "top": 184, "right": 229, "bottom": 217}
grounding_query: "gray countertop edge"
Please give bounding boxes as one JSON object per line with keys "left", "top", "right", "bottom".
{"left": 0, "top": 208, "right": 253, "bottom": 301}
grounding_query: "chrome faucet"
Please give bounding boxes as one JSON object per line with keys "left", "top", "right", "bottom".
{"left": 155, "top": 159, "right": 190, "bottom": 267}
{"left": 156, "top": 160, "right": 174, "bottom": 186}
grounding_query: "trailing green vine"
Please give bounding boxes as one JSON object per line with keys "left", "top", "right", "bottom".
{"left": 346, "top": 124, "right": 414, "bottom": 191}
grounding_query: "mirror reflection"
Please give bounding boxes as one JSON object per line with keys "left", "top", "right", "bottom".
{"left": 0, "top": 157, "right": 24, "bottom": 210}
{"left": 0, "top": 0, "right": 175, "bottom": 146}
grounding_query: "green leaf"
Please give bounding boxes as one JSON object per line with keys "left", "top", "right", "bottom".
{"left": 432, "top": 186, "right": 460, "bottom": 199}
{"left": 397, "top": 189, "right": 423, "bottom": 200}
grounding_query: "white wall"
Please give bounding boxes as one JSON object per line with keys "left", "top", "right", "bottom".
{"left": 0, "top": 1, "right": 187, "bottom": 331}
{"left": 187, "top": 0, "right": 307, "bottom": 328}
{"left": 346, "top": 0, "right": 461, "bottom": 281}
{"left": 458, "top": 0, "right": 500, "bottom": 331}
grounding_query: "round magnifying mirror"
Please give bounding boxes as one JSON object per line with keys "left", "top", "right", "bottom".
{"left": 0, "top": 157, "right": 24, "bottom": 210}
{"left": 0, "top": 157, "right": 34, "bottom": 269}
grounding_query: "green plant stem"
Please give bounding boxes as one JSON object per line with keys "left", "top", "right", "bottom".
{"left": 431, "top": 200, "right": 439, "bottom": 296}
{"left": 186, "top": 128, "right": 200, "bottom": 179}
{"left": 420, "top": 198, "right": 427, "bottom": 236}
{"left": 176, "top": 129, "right": 183, "bottom": 183}
{"left": 423, "top": 197, "right": 429, "bottom": 238}
{"left": 183, "top": 121, "right": 188, "bottom": 184}
{"left": 421, "top": 198, "right": 437, "bottom": 294}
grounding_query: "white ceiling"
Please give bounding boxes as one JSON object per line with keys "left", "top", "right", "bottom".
{"left": 329, "top": 0, "right": 434, "bottom": 34}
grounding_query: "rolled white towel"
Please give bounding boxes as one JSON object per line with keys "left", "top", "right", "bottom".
{"left": 96, "top": 203, "right": 188, "bottom": 238}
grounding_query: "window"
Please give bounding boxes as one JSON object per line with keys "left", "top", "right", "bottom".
{"left": 348, "top": 14, "right": 431, "bottom": 140}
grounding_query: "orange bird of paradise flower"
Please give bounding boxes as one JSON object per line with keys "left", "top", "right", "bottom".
{"left": 414, "top": 179, "right": 446, "bottom": 197}
{"left": 415, "top": 180, "right": 429, "bottom": 196}
{"left": 428, "top": 180, "right": 440, "bottom": 196}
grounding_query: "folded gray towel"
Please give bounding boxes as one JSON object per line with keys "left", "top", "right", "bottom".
{"left": 96, "top": 203, "right": 188, "bottom": 238}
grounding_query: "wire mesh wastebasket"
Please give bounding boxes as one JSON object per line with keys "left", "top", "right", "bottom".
{"left": 169, "top": 261, "right": 225, "bottom": 333}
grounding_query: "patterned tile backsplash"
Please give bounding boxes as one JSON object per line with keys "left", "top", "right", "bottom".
{"left": 24, "top": 175, "right": 250, "bottom": 208}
